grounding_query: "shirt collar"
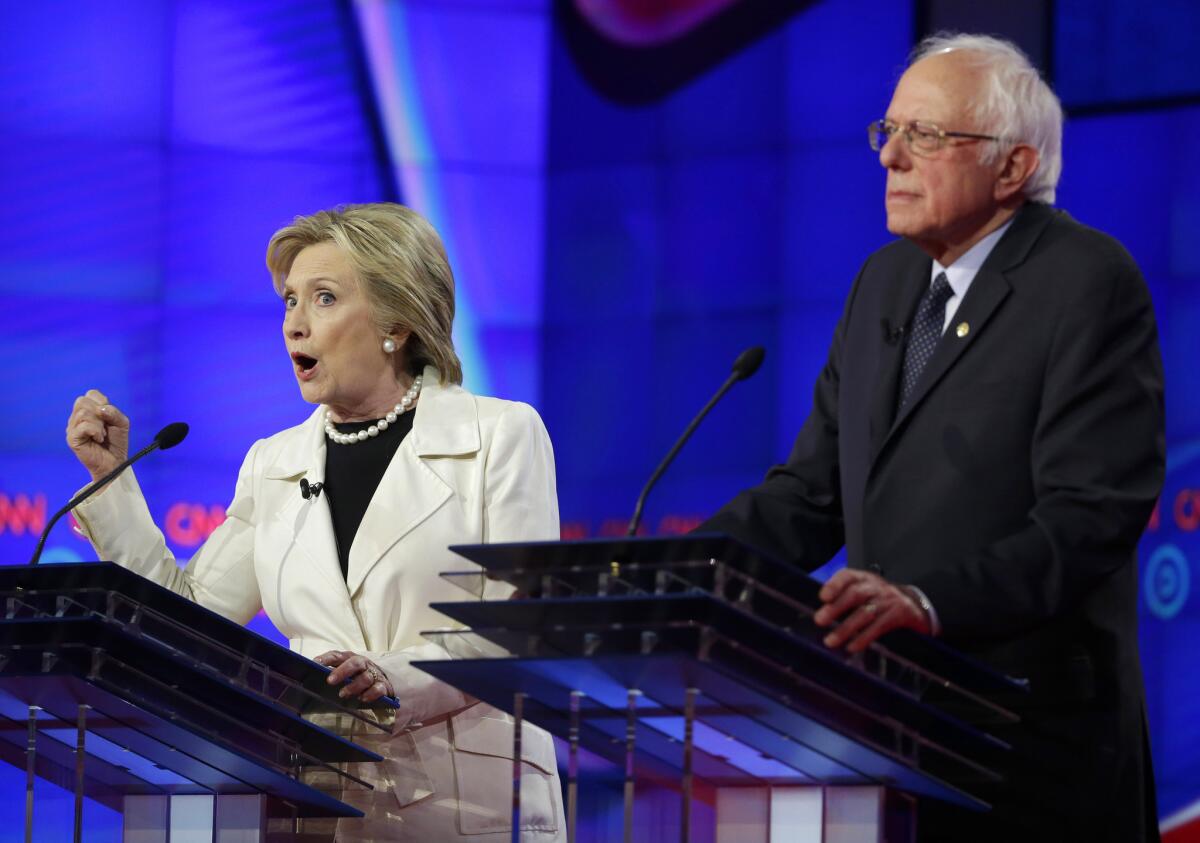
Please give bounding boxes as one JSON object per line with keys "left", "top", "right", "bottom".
{"left": 932, "top": 217, "right": 1015, "bottom": 298}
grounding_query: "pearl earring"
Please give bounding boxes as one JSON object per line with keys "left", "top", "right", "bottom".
{"left": 382, "top": 337, "right": 397, "bottom": 353}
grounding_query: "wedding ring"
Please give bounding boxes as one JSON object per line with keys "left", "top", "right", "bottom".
{"left": 863, "top": 603, "right": 879, "bottom": 615}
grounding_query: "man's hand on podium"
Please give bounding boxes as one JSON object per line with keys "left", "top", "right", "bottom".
{"left": 813, "top": 569, "right": 933, "bottom": 653}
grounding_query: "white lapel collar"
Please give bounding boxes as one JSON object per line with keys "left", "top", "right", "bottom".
{"left": 263, "top": 406, "right": 326, "bottom": 485}
{"left": 345, "top": 367, "right": 480, "bottom": 597}
{"left": 408, "top": 366, "right": 481, "bottom": 458}
{"left": 263, "top": 409, "right": 361, "bottom": 637}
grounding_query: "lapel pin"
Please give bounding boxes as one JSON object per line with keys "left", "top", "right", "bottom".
{"left": 956, "top": 322, "right": 970, "bottom": 338}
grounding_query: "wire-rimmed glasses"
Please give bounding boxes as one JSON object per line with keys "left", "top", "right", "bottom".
{"left": 868, "top": 119, "right": 1002, "bottom": 154}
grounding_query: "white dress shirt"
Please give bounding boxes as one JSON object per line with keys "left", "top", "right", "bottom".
{"left": 932, "top": 218, "right": 1015, "bottom": 332}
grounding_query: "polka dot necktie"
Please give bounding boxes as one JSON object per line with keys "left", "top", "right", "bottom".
{"left": 898, "top": 272, "right": 953, "bottom": 411}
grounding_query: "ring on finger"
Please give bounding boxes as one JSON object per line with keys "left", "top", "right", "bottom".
{"left": 862, "top": 603, "right": 879, "bottom": 615}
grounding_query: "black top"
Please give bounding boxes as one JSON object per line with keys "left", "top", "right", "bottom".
{"left": 323, "top": 408, "right": 415, "bottom": 580}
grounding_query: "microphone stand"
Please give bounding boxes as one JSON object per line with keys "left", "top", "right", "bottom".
{"left": 626, "top": 347, "right": 765, "bottom": 537}
{"left": 30, "top": 423, "right": 189, "bottom": 565}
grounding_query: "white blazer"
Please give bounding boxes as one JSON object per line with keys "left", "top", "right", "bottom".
{"left": 75, "top": 367, "right": 565, "bottom": 841}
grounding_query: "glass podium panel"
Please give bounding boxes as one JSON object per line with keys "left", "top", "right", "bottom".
{"left": 415, "top": 535, "right": 1027, "bottom": 841}
{"left": 0, "top": 561, "right": 397, "bottom": 839}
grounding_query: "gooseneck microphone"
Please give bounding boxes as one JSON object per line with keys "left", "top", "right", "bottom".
{"left": 29, "top": 422, "right": 190, "bottom": 565}
{"left": 626, "top": 346, "right": 765, "bottom": 537}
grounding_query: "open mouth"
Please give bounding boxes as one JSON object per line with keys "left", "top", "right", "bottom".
{"left": 291, "top": 352, "right": 319, "bottom": 377}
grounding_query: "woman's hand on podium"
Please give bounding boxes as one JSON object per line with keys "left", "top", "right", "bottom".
{"left": 315, "top": 650, "right": 395, "bottom": 703}
{"left": 66, "top": 389, "right": 130, "bottom": 482}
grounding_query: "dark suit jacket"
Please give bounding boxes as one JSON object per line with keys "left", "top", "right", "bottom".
{"left": 702, "top": 202, "right": 1165, "bottom": 842}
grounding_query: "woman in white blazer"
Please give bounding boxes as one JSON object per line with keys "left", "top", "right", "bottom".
{"left": 66, "top": 203, "right": 566, "bottom": 842}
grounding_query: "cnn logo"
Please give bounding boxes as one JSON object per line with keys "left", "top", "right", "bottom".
{"left": 0, "top": 493, "right": 46, "bottom": 536}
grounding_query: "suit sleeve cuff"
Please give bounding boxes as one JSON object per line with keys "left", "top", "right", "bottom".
{"left": 902, "top": 585, "right": 941, "bottom": 636}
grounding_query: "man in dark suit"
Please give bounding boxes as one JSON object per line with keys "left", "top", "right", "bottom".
{"left": 701, "top": 34, "right": 1164, "bottom": 842}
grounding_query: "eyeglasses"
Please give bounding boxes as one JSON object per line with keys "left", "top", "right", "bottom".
{"left": 867, "top": 119, "right": 1002, "bottom": 154}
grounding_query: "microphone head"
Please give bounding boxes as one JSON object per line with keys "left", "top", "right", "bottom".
{"left": 731, "top": 346, "right": 766, "bottom": 381}
{"left": 154, "top": 422, "right": 190, "bottom": 450}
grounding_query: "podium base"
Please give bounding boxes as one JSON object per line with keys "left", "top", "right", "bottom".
{"left": 716, "top": 785, "right": 914, "bottom": 843}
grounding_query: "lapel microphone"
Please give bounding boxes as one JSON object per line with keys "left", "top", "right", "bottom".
{"left": 299, "top": 478, "right": 324, "bottom": 500}
{"left": 882, "top": 318, "right": 906, "bottom": 345}
{"left": 30, "top": 422, "right": 189, "bottom": 565}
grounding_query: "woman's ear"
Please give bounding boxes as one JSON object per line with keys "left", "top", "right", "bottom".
{"left": 383, "top": 328, "right": 411, "bottom": 351}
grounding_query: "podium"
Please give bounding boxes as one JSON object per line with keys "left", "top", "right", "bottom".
{"left": 0, "top": 561, "right": 396, "bottom": 842}
{"left": 414, "top": 535, "right": 1024, "bottom": 843}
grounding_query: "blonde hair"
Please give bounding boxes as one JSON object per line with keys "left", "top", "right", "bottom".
{"left": 266, "top": 203, "right": 463, "bottom": 384}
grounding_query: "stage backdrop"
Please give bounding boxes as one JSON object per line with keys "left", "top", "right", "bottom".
{"left": 1, "top": 0, "right": 1198, "bottom": 839}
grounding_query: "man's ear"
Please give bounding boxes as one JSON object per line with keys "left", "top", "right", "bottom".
{"left": 995, "top": 144, "right": 1040, "bottom": 202}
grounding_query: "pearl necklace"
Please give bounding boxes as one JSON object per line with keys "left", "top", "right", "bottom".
{"left": 324, "top": 376, "right": 422, "bottom": 445}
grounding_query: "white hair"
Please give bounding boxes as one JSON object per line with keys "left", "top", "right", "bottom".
{"left": 911, "top": 32, "right": 1063, "bottom": 204}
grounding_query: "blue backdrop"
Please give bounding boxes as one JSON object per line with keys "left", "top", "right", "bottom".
{"left": 1, "top": 0, "right": 1198, "bottom": 838}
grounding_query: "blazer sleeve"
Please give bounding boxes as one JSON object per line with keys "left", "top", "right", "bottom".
{"left": 914, "top": 241, "right": 1165, "bottom": 639}
{"left": 697, "top": 265, "right": 862, "bottom": 570}
{"left": 480, "top": 400, "right": 560, "bottom": 545}
{"left": 73, "top": 441, "right": 264, "bottom": 626}
{"left": 370, "top": 400, "right": 560, "bottom": 728}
